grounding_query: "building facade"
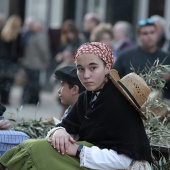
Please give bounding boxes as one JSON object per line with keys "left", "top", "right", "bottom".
{"left": 0, "top": 0, "right": 169, "bottom": 34}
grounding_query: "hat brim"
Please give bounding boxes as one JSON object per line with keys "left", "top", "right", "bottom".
{"left": 109, "top": 69, "right": 147, "bottom": 120}
{"left": 54, "top": 67, "right": 79, "bottom": 85}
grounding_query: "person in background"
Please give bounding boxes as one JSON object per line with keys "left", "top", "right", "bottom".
{"left": 0, "top": 42, "right": 152, "bottom": 170}
{"left": 0, "top": 102, "right": 29, "bottom": 157}
{"left": 150, "top": 15, "right": 169, "bottom": 53}
{"left": 112, "top": 21, "right": 135, "bottom": 60}
{"left": 50, "top": 19, "right": 84, "bottom": 91}
{"left": 55, "top": 19, "right": 85, "bottom": 66}
{"left": 82, "top": 12, "right": 101, "bottom": 42}
{"left": 113, "top": 18, "right": 170, "bottom": 114}
{"left": 90, "top": 23, "right": 113, "bottom": 48}
{"left": 0, "top": 118, "right": 10, "bottom": 130}
{"left": 0, "top": 15, "right": 22, "bottom": 104}
{"left": 0, "top": 103, "right": 10, "bottom": 130}
{"left": 21, "top": 17, "right": 50, "bottom": 105}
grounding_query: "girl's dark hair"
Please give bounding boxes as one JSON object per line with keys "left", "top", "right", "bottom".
{"left": 60, "top": 19, "right": 79, "bottom": 44}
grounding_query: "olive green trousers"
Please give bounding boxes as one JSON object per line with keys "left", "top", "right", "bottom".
{"left": 0, "top": 139, "right": 93, "bottom": 170}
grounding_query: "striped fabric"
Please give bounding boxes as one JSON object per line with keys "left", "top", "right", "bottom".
{"left": 0, "top": 130, "right": 30, "bottom": 156}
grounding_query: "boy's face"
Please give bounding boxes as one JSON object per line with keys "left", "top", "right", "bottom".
{"left": 57, "top": 80, "right": 75, "bottom": 106}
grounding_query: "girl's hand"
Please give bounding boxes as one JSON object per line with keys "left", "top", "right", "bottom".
{"left": 66, "top": 142, "right": 79, "bottom": 157}
{"left": 49, "top": 129, "right": 75, "bottom": 155}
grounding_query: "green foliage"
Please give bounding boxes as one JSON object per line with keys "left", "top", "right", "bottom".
{"left": 131, "top": 58, "right": 170, "bottom": 169}
{"left": 9, "top": 104, "right": 56, "bottom": 139}
{"left": 131, "top": 58, "right": 170, "bottom": 91}
{"left": 11, "top": 117, "right": 56, "bottom": 138}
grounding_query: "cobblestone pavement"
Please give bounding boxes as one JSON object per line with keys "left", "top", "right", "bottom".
{"left": 3, "top": 85, "right": 63, "bottom": 121}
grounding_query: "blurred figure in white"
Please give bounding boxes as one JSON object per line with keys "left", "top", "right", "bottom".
{"left": 112, "top": 21, "right": 135, "bottom": 60}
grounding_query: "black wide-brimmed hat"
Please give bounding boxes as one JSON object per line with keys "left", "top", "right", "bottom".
{"left": 54, "top": 65, "right": 85, "bottom": 93}
{"left": 109, "top": 69, "right": 150, "bottom": 120}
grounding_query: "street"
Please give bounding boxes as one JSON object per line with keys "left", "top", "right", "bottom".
{"left": 3, "top": 85, "right": 63, "bottom": 121}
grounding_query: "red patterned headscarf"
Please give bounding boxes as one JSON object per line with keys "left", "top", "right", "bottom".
{"left": 74, "top": 42, "right": 114, "bottom": 69}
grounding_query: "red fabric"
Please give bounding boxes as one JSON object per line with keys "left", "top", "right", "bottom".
{"left": 74, "top": 42, "right": 114, "bottom": 68}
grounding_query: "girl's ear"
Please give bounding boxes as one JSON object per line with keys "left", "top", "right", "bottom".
{"left": 105, "top": 63, "right": 112, "bottom": 73}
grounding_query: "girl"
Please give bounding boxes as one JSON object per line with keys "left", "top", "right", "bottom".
{"left": 0, "top": 42, "right": 152, "bottom": 170}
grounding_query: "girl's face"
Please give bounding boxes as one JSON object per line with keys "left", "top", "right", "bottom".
{"left": 75, "top": 53, "right": 110, "bottom": 91}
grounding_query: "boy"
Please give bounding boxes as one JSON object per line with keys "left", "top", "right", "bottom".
{"left": 54, "top": 65, "right": 85, "bottom": 120}
{"left": 46, "top": 65, "right": 85, "bottom": 138}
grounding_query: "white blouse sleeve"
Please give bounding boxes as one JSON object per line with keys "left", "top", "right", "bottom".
{"left": 80, "top": 146, "right": 132, "bottom": 170}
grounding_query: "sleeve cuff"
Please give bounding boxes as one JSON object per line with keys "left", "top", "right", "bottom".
{"left": 45, "top": 127, "right": 65, "bottom": 139}
{"left": 79, "top": 146, "right": 86, "bottom": 167}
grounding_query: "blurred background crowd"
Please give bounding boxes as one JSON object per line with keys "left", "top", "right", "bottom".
{"left": 0, "top": 0, "right": 170, "bottom": 119}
